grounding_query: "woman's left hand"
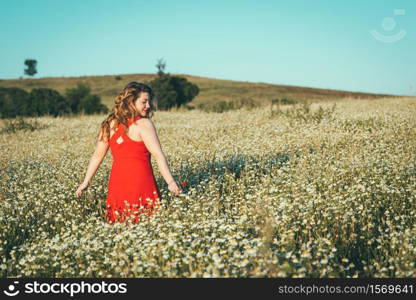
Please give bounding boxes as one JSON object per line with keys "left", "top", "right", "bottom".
{"left": 75, "top": 182, "right": 90, "bottom": 198}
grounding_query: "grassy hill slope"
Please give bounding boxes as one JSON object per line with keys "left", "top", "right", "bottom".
{"left": 0, "top": 73, "right": 399, "bottom": 110}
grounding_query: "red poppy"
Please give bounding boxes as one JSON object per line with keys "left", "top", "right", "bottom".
{"left": 181, "top": 181, "right": 187, "bottom": 188}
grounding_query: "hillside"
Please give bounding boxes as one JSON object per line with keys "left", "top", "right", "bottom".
{"left": 0, "top": 73, "right": 399, "bottom": 110}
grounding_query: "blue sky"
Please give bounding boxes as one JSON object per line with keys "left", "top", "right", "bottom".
{"left": 1, "top": 0, "right": 415, "bottom": 96}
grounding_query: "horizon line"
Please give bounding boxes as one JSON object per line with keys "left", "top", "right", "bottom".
{"left": 1, "top": 72, "right": 413, "bottom": 98}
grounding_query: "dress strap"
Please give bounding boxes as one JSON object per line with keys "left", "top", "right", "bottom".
{"left": 111, "top": 117, "right": 141, "bottom": 143}
{"left": 112, "top": 116, "right": 141, "bottom": 141}
{"left": 127, "top": 115, "right": 142, "bottom": 127}
{"left": 110, "top": 122, "right": 124, "bottom": 143}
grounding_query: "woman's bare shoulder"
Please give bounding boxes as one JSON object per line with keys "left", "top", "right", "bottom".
{"left": 135, "top": 117, "right": 154, "bottom": 127}
{"left": 135, "top": 118, "right": 156, "bottom": 135}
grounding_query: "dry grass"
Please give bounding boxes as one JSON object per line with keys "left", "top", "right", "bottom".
{"left": 0, "top": 96, "right": 415, "bottom": 277}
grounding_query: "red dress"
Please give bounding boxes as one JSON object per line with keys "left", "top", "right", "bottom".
{"left": 105, "top": 116, "right": 161, "bottom": 224}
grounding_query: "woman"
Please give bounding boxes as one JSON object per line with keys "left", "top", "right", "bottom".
{"left": 75, "top": 82, "right": 181, "bottom": 224}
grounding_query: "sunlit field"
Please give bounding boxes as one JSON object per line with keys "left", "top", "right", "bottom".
{"left": 1, "top": 97, "right": 415, "bottom": 278}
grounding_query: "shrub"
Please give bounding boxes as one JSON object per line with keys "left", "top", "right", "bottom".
{"left": 236, "top": 98, "right": 257, "bottom": 110}
{"left": 0, "top": 117, "right": 47, "bottom": 134}
{"left": 28, "top": 88, "right": 71, "bottom": 117}
{"left": 0, "top": 83, "right": 107, "bottom": 119}
{"left": 1, "top": 87, "right": 72, "bottom": 118}
{"left": 0, "top": 87, "right": 31, "bottom": 118}
{"left": 271, "top": 97, "right": 298, "bottom": 105}
{"left": 270, "top": 102, "right": 337, "bottom": 124}
{"left": 64, "top": 83, "right": 107, "bottom": 115}
{"left": 64, "top": 83, "right": 91, "bottom": 113}
{"left": 148, "top": 74, "right": 199, "bottom": 110}
{"left": 78, "top": 94, "right": 108, "bottom": 115}
{"left": 197, "top": 101, "right": 238, "bottom": 113}
{"left": 196, "top": 98, "right": 257, "bottom": 113}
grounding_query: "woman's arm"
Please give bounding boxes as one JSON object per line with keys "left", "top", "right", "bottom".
{"left": 76, "top": 131, "right": 110, "bottom": 198}
{"left": 81, "top": 139, "right": 110, "bottom": 185}
{"left": 138, "top": 118, "right": 181, "bottom": 193}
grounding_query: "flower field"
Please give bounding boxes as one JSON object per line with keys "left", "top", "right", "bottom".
{"left": 1, "top": 97, "right": 415, "bottom": 278}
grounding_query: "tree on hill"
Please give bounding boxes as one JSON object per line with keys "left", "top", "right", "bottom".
{"left": 24, "top": 59, "right": 37, "bottom": 77}
{"left": 148, "top": 59, "right": 199, "bottom": 110}
{"left": 156, "top": 58, "right": 166, "bottom": 76}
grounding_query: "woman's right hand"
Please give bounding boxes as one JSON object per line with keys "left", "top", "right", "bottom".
{"left": 75, "top": 181, "right": 90, "bottom": 198}
{"left": 168, "top": 180, "right": 182, "bottom": 195}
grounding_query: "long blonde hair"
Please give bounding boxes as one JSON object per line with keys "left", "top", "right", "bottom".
{"left": 98, "top": 82, "right": 155, "bottom": 142}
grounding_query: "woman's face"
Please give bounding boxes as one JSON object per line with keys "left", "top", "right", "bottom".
{"left": 134, "top": 92, "right": 151, "bottom": 117}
